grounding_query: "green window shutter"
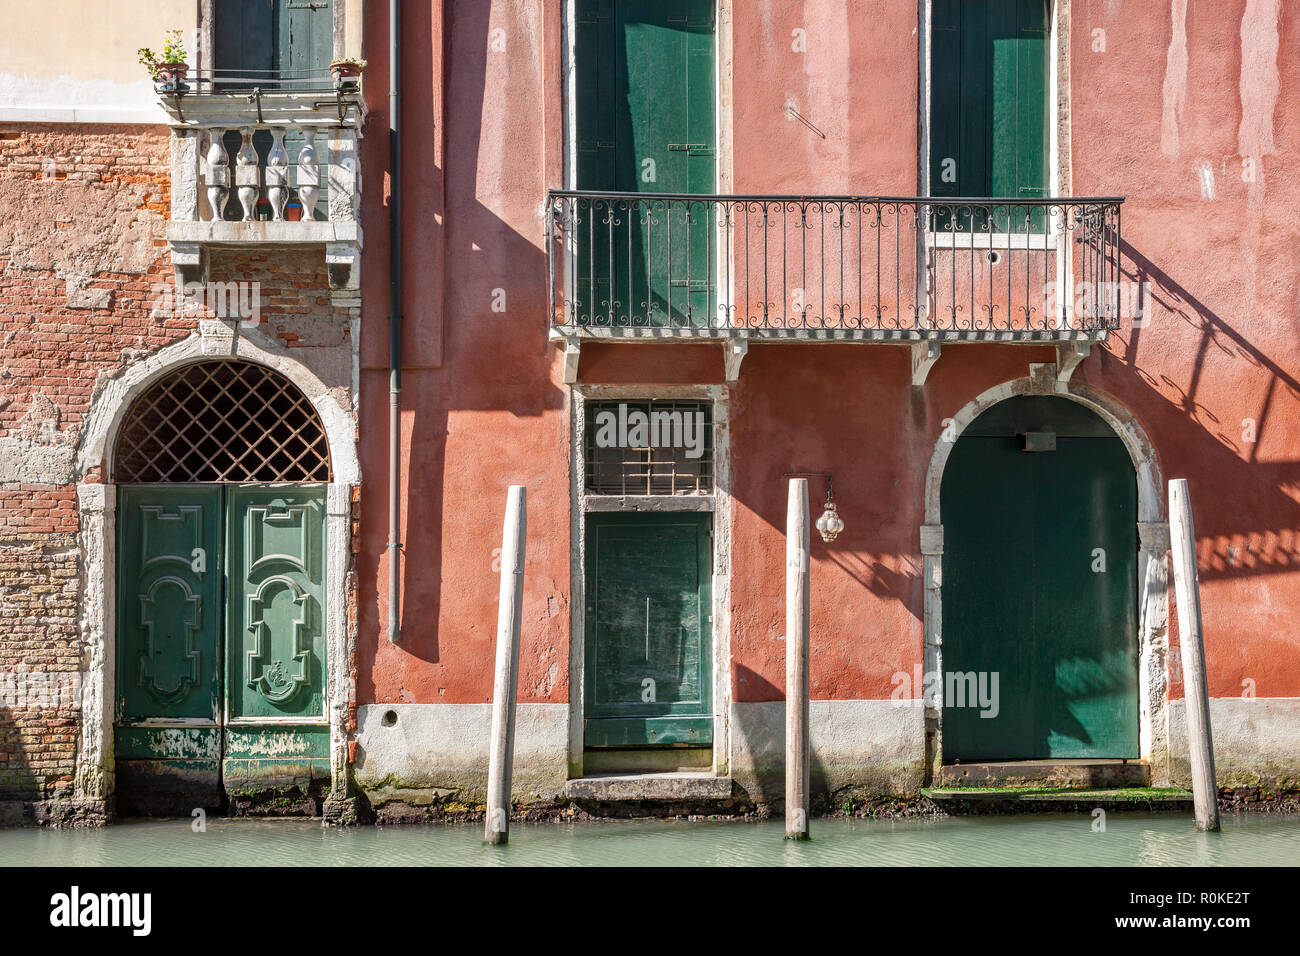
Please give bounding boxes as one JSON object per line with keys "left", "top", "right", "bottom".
{"left": 575, "top": 0, "right": 616, "bottom": 190}
{"left": 573, "top": 0, "right": 716, "bottom": 326}
{"left": 215, "top": 0, "right": 276, "bottom": 85}
{"left": 991, "top": 0, "right": 1049, "bottom": 200}
{"left": 930, "top": 0, "right": 1048, "bottom": 200}
{"left": 276, "top": 0, "right": 334, "bottom": 77}
{"left": 685, "top": 5, "right": 716, "bottom": 194}
{"left": 575, "top": 0, "right": 715, "bottom": 193}
{"left": 215, "top": 1, "right": 332, "bottom": 85}
{"left": 929, "top": 0, "right": 962, "bottom": 197}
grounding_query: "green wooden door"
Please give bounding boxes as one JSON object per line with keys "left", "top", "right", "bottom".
{"left": 115, "top": 486, "right": 224, "bottom": 808}
{"left": 930, "top": 0, "right": 1048, "bottom": 230}
{"left": 575, "top": 0, "right": 716, "bottom": 327}
{"left": 116, "top": 485, "right": 327, "bottom": 808}
{"left": 224, "top": 486, "right": 329, "bottom": 788}
{"left": 585, "top": 513, "right": 712, "bottom": 747}
{"left": 941, "top": 398, "right": 1139, "bottom": 761}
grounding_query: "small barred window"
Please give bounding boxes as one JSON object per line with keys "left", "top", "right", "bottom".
{"left": 584, "top": 400, "right": 713, "bottom": 495}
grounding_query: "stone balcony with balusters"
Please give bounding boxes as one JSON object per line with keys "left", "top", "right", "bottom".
{"left": 157, "top": 69, "right": 365, "bottom": 290}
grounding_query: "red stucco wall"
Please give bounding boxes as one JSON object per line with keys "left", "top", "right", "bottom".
{"left": 356, "top": 0, "right": 1300, "bottom": 712}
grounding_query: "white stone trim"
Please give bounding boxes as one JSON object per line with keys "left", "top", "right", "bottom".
{"left": 1167, "top": 697, "right": 1300, "bottom": 789}
{"left": 73, "top": 324, "right": 359, "bottom": 805}
{"left": 353, "top": 703, "right": 570, "bottom": 802}
{"left": 72, "top": 484, "right": 116, "bottom": 802}
{"left": 921, "top": 377, "right": 1170, "bottom": 780}
{"left": 729, "top": 699, "right": 927, "bottom": 801}
{"left": 0, "top": 107, "right": 168, "bottom": 125}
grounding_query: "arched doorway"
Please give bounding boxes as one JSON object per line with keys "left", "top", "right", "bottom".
{"left": 940, "top": 395, "right": 1140, "bottom": 762}
{"left": 113, "top": 360, "right": 333, "bottom": 814}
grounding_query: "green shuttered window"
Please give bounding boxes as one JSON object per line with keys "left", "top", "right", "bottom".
{"left": 573, "top": 0, "right": 717, "bottom": 327}
{"left": 931, "top": 0, "right": 1050, "bottom": 202}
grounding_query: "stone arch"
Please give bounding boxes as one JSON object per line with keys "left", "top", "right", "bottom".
{"left": 920, "top": 375, "right": 1172, "bottom": 784}
{"left": 73, "top": 324, "right": 357, "bottom": 812}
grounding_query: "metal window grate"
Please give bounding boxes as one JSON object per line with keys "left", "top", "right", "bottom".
{"left": 584, "top": 400, "right": 713, "bottom": 495}
{"left": 115, "top": 360, "right": 332, "bottom": 483}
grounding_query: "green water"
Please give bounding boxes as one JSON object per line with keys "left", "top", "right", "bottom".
{"left": 1, "top": 813, "right": 1297, "bottom": 866}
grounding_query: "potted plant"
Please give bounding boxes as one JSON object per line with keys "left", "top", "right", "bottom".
{"left": 329, "top": 57, "right": 367, "bottom": 91}
{"left": 139, "top": 30, "right": 189, "bottom": 90}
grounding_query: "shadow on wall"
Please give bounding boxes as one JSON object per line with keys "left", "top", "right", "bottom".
{"left": 357, "top": 0, "right": 565, "bottom": 679}
{"left": 0, "top": 703, "right": 37, "bottom": 822}
{"left": 1113, "top": 239, "right": 1300, "bottom": 581}
{"left": 737, "top": 239, "right": 1299, "bottom": 629}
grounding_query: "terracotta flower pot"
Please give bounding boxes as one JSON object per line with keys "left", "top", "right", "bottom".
{"left": 154, "top": 62, "right": 189, "bottom": 87}
{"left": 330, "top": 61, "right": 363, "bottom": 90}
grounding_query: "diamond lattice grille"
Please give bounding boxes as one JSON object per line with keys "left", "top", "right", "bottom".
{"left": 115, "top": 361, "right": 332, "bottom": 483}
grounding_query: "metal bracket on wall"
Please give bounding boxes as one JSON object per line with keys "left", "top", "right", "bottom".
{"left": 911, "top": 340, "right": 942, "bottom": 387}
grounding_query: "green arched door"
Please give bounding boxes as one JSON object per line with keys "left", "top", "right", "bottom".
{"left": 941, "top": 396, "right": 1140, "bottom": 761}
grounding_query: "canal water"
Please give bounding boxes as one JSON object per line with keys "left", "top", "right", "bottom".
{"left": 1, "top": 812, "right": 1297, "bottom": 866}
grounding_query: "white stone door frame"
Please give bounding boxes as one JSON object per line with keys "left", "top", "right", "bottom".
{"left": 72, "top": 322, "right": 359, "bottom": 809}
{"left": 921, "top": 372, "right": 1172, "bottom": 784}
{"left": 568, "top": 384, "right": 733, "bottom": 780}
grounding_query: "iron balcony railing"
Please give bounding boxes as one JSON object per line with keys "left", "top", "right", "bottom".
{"left": 547, "top": 191, "right": 1125, "bottom": 338}
{"left": 155, "top": 69, "right": 363, "bottom": 126}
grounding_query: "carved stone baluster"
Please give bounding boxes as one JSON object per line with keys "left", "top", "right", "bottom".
{"left": 205, "top": 128, "right": 229, "bottom": 221}
{"left": 235, "top": 127, "right": 260, "bottom": 222}
{"left": 265, "top": 128, "right": 289, "bottom": 221}
{"left": 296, "top": 127, "right": 320, "bottom": 221}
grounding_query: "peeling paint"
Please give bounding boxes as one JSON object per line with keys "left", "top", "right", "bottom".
{"left": 1237, "top": 0, "right": 1280, "bottom": 168}
{"left": 1159, "top": 0, "right": 1189, "bottom": 159}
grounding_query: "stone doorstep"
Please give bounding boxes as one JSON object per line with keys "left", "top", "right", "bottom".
{"left": 564, "top": 772, "right": 734, "bottom": 802}
{"left": 936, "top": 760, "right": 1150, "bottom": 790}
{"left": 924, "top": 788, "right": 1192, "bottom": 805}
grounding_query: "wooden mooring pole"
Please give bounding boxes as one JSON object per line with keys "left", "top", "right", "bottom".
{"left": 786, "top": 478, "right": 811, "bottom": 840}
{"left": 485, "top": 485, "right": 527, "bottom": 845}
{"left": 1168, "top": 479, "right": 1220, "bottom": 832}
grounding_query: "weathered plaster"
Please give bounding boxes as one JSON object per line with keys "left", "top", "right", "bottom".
{"left": 729, "top": 699, "right": 927, "bottom": 802}
{"left": 352, "top": 703, "right": 570, "bottom": 803}
{"left": 0, "top": 132, "right": 167, "bottom": 282}
{"left": 0, "top": 393, "right": 78, "bottom": 484}
{"left": 1168, "top": 697, "right": 1300, "bottom": 790}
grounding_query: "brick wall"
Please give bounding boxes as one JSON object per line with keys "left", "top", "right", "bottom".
{"left": 0, "top": 124, "right": 356, "bottom": 805}
{"left": 0, "top": 487, "right": 79, "bottom": 799}
{"left": 0, "top": 125, "right": 178, "bottom": 803}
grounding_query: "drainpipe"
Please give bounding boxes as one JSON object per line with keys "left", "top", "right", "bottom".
{"left": 388, "top": 0, "right": 403, "bottom": 643}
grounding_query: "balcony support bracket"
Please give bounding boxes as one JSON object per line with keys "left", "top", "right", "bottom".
{"left": 551, "top": 333, "right": 581, "bottom": 384}
{"left": 168, "top": 241, "right": 205, "bottom": 288}
{"left": 326, "top": 241, "right": 360, "bottom": 292}
{"left": 911, "top": 340, "right": 942, "bottom": 387}
{"left": 723, "top": 339, "right": 748, "bottom": 382}
{"left": 1055, "top": 342, "right": 1092, "bottom": 384}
